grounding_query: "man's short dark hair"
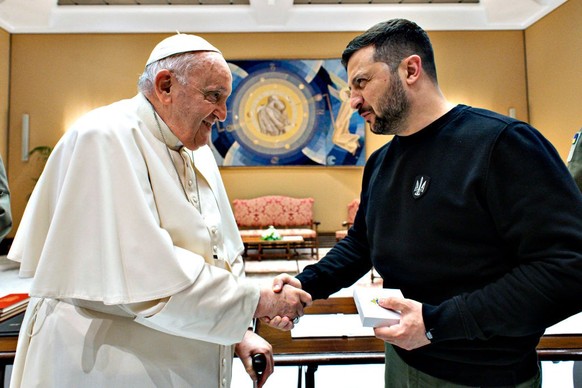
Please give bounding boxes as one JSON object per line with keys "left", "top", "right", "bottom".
{"left": 341, "top": 18, "right": 438, "bottom": 84}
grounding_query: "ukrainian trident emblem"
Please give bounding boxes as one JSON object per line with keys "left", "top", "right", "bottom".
{"left": 412, "top": 175, "right": 430, "bottom": 199}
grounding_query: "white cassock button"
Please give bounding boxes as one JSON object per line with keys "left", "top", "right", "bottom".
{"left": 221, "top": 378, "right": 227, "bottom": 386}
{"left": 222, "top": 358, "right": 226, "bottom": 367}
{"left": 188, "top": 179, "right": 193, "bottom": 187}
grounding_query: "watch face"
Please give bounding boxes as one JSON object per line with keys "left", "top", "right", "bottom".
{"left": 212, "top": 59, "right": 365, "bottom": 167}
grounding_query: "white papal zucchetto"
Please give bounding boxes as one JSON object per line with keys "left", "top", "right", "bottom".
{"left": 145, "top": 33, "right": 221, "bottom": 67}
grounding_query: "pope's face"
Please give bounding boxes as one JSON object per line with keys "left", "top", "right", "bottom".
{"left": 170, "top": 53, "right": 232, "bottom": 150}
{"left": 347, "top": 45, "right": 410, "bottom": 135}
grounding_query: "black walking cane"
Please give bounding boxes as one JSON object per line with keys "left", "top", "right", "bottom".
{"left": 252, "top": 353, "right": 267, "bottom": 388}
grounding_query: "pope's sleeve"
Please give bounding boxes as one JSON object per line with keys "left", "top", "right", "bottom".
{"left": 66, "top": 254, "right": 259, "bottom": 345}
{"left": 132, "top": 261, "right": 259, "bottom": 345}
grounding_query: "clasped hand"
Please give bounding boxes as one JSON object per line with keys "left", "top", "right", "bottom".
{"left": 259, "top": 274, "right": 432, "bottom": 349}
{"left": 254, "top": 274, "right": 312, "bottom": 329}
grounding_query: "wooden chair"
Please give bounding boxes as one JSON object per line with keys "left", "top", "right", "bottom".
{"left": 335, "top": 198, "right": 360, "bottom": 242}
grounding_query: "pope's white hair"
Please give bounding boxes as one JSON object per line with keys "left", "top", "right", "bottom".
{"left": 137, "top": 51, "right": 209, "bottom": 95}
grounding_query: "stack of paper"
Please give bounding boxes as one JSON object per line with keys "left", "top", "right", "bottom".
{"left": 544, "top": 312, "right": 582, "bottom": 335}
{"left": 291, "top": 314, "right": 374, "bottom": 338}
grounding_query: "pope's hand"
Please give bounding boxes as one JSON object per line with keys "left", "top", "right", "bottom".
{"left": 235, "top": 330, "right": 274, "bottom": 388}
{"left": 259, "top": 273, "right": 309, "bottom": 331}
{"left": 254, "top": 279, "right": 312, "bottom": 322}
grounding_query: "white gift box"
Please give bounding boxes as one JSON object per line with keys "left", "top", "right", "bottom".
{"left": 353, "top": 287, "right": 403, "bottom": 328}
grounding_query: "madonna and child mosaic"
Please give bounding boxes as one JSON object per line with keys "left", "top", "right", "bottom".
{"left": 211, "top": 59, "right": 366, "bottom": 167}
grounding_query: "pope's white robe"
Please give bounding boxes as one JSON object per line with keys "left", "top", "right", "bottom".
{"left": 7, "top": 93, "right": 259, "bottom": 387}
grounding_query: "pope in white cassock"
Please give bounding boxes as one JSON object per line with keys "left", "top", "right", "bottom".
{"left": 7, "top": 34, "right": 311, "bottom": 388}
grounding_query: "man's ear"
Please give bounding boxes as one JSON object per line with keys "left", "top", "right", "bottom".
{"left": 402, "top": 55, "right": 422, "bottom": 85}
{"left": 154, "top": 69, "right": 173, "bottom": 103}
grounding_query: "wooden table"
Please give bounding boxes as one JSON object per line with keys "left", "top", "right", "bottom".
{"left": 242, "top": 236, "right": 304, "bottom": 260}
{"left": 2, "top": 300, "right": 580, "bottom": 388}
{"left": 255, "top": 297, "right": 582, "bottom": 388}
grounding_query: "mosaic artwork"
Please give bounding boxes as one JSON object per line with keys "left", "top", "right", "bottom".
{"left": 211, "top": 59, "right": 366, "bottom": 167}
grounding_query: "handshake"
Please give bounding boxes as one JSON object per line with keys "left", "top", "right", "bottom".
{"left": 254, "top": 274, "right": 311, "bottom": 331}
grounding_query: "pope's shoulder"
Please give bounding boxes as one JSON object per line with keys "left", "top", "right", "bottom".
{"left": 61, "top": 97, "right": 143, "bottom": 144}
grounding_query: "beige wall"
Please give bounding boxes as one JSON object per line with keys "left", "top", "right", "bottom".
{"left": 526, "top": 0, "right": 582, "bottom": 161}
{"left": 7, "top": 30, "right": 529, "bottom": 234}
{"left": 0, "top": 28, "right": 8, "bottom": 164}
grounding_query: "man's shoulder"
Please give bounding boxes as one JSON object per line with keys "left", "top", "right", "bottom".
{"left": 364, "top": 141, "right": 392, "bottom": 168}
{"left": 451, "top": 105, "right": 539, "bottom": 144}
{"left": 458, "top": 106, "right": 540, "bottom": 135}
{"left": 456, "top": 105, "right": 516, "bottom": 128}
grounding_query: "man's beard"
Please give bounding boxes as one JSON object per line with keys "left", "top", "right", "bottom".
{"left": 370, "top": 74, "right": 410, "bottom": 135}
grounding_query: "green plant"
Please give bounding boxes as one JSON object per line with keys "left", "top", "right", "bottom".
{"left": 261, "top": 225, "right": 281, "bottom": 241}
{"left": 28, "top": 146, "right": 53, "bottom": 160}
{"left": 26, "top": 145, "right": 53, "bottom": 200}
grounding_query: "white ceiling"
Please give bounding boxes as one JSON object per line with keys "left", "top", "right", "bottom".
{"left": 0, "top": 0, "right": 567, "bottom": 34}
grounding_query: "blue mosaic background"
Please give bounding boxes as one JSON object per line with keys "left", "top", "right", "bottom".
{"left": 211, "top": 59, "right": 366, "bottom": 167}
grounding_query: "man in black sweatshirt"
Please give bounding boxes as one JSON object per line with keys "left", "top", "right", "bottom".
{"left": 268, "top": 19, "right": 582, "bottom": 387}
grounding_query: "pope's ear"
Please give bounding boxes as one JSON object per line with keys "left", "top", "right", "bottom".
{"left": 153, "top": 69, "right": 173, "bottom": 103}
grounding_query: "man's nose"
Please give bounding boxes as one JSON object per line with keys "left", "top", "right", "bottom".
{"left": 349, "top": 92, "right": 363, "bottom": 111}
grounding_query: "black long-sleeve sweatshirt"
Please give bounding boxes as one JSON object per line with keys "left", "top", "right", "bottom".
{"left": 297, "top": 105, "right": 582, "bottom": 386}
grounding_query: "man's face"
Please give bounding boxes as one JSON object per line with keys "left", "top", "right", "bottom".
{"left": 347, "top": 45, "right": 410, "bottom": 135}
{"left": 169, "top": 52, "right": 232, "bottom": 150}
